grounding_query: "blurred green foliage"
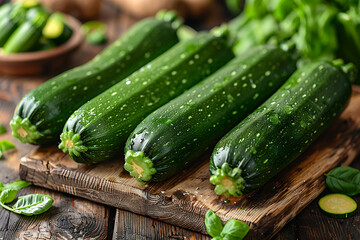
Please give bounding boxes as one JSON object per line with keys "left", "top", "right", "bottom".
{"left": 228, "top": 0, "right": 360, "bottom": 84}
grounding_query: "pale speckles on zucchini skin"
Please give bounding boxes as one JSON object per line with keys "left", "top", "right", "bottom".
{"left": 61, "top": 32, "right": 235, "bottom": 164}
{"left": 210, "top": 62, "right": 352, "bottom": 196}
{"left": 11, "top": 18, "right": 179, "bottom": 145}
{"left": 125, "top": 45, "right": 296, "bottom": 182}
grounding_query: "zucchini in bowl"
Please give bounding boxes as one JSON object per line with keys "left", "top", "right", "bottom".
{"left": 10, "top": 12, "right": 180, "bottom": 144}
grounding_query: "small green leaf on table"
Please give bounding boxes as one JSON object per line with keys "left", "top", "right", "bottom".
{"left": 0, "top": 140, "right": 16, "bottom": 159}
{"left": 220, "top": 219, "right": 250, "bottom": 240}
{"left": 326, "top": 166, "right": 360, "bottom": 196}
{"left": 0, "top": 189, "right": 18, "bottom": 204}
{"left": 205, "top": 209, "right": 250, "bottom": 240}
{"left": 0, "top": 179, "right": 53, "bottom": 216}
{"left": 205, "top": 210, "right": 223, "bottom": 238}
{"left": 0, "top": 124, "right": 6, "bottom": 134}
{"left": 1, "top": 179, "right": 32, "bottom": 192}
{"left": 10, "top": 194, "right": 54, "bottom": 216}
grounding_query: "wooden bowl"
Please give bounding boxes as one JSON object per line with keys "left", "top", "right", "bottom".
{"left": 0, "top": 15, "right": 83, "bottom": 76}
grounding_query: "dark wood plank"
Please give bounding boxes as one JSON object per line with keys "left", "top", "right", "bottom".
{"left": 114, "top": 156, "right": 360, "bottom": 240}
{"left": 0, "top": 186, "right": 110, "bottom": 240}
{"left": 0, "top": 2, "right": 128, "bottom": 238}
{"left": 296, "top": 197, "right": 360, "bottom": 240}
{"left": 273, "top": 155, "right": 360, "bottom": 240}
{"left": 113, "top": 209, "right": 210, "bottom": 240}
{"left": 302, "top": 158, "right": 360, "bottom": 240}
{"left": 19, "top": 86, "right": 360, "bottom": 239}
{"left": 0, "top": 78, "right": 112, "bottom": 240}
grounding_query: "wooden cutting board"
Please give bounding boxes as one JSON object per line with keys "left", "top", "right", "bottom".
{"left": 19, "top": 86, "right": 360, "bottom": 239}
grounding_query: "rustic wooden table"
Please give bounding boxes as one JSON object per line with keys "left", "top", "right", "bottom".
{"left": 0, "top": 1, "right": 359, "bottom": 239}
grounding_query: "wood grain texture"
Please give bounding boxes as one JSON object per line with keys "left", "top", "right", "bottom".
{"left": 0, "top": 186, "right": 110, "bottom": 240}
{"left": 0, "top": 4, "right": 117, "bottom": 238}
{"left": 19, "top": 86, "right": 360, "bottom": 239}
{"left": 287, "top": 155, "right": 360, "bottom": 240}
{"left": 114, "top": 209, "right": 210, "bottom": 240}
{"left": 0, "top": 79, "right": 112, "bottom": 240}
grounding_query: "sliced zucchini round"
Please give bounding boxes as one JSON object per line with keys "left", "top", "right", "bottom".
{"left": 318, "top": 193, "right": 357, "bottom": 219}
{"left": 43, "top": 17, "right": 64, "bottom": 39}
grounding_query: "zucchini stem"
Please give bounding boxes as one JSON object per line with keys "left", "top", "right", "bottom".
{"left": 59, "top": 130, "right": 87, "bottom": 158}
{"left": 10, "top": 116, "right": 43, "bottom": 144}
{"left": 124, "top": 150, "right": 156, "bottom": 182}
{"left": 210, "top": 163, "right": 245, "bottom": 197}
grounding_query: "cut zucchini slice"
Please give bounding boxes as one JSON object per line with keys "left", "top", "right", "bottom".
{"left": 21, "top": 0, "right": 40, "bottom": 9}
{"left": 318, "top": 193, "right": 357, "bottom": 219}
{"left": 43, "top": 16, "right": 64, "bottom": 39}
{"left": 42, "top": 13, "right": 72, "bottom": 45}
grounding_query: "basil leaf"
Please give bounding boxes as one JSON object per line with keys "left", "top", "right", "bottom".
{"left": 0, "top": 180, "right": 52, "bottom": 216}
{"left": 11, "top": 194, "right": 53, "bottom": 216}
{"left": 0, "top": 124, "right": 6, "bottom": 134}
{"left": 205, "top": 210, "right": 223, "bottom": 237}
{"left": 0, "top": 189, "right": 18, "bottom": 204}
{"left": 326, "top": 166, "right": 360, "bottom": 196}
{"left": 2, "top": 180, "right": 32, "bottom": 192}
{"left": 0, "top": 140, "right": 15, "bottom": 158}
{"left": 220, "top": 219, "right": 250, "bottom": 240}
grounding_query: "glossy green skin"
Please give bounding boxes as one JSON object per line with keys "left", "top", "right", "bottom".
{"left": 0, "top": 5, "right": 26, "bottom": 47}
{"left": 3, "top": 11, "right": 48, "bottom": 53}
{"left": 0, "top": 3, "right": 13, "bottom": 20}
{"left": 49, "top": 24, "right": 73, "bottom": 46}
{"left": 210, "top": 62, "right": 352, "bottom": 193}
{"left": 125, "top": 45, "right": 297, "bottom": 181}
{"left": 0, "top": 17, "right": 18, "bottom": 47}
{"left": 12, "top": 18, "right": 179, "bottom": 144}
{"left": 42, "top": 13, "right": 73, "bottom": 45}
{"left": 63, "top": 32, "right": 234, "bottom": 163}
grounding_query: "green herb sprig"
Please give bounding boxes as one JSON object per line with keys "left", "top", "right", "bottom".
{"left": 229, "top": 0, "right": 360, "bottom": 78}
{"left": 0, "top": 140, "right": 16, "bottom": 159}
{"left": 0, "top": 180, "right": 53, "bottom": 216}
{"left": 205, "top": 210, "right": 250, "bottom": 240}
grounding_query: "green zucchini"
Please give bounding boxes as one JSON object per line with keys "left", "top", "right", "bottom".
{"left": 2, "top": 10, "right": 48, "bottom": 53}
{"left": 0, "top": 4, "right": 26, "bottom": 47}
{"left": 20, "top": 0, "right": 40, "bottom": 9}
{"left": 0, "top": 3, "right": 13, "bottom": 21}
{"left": 59, "top": 29, "right": 234, "bottom": 164}
{"left": 209, "top": 61, "right": 352, "bottom": 197}
{"left": 10, "top": 14, "right": 180, "bottom": 144}
{"left": 34, "top": 37, "right": 56, "bottom": 51}
{"left": 43, "top": 12, "right": 73, "bottom": 45}
{"left": 25, "top": 5, "right": 49, "bottom": 21}
{"left": 319, "top": 193, "right": 357, "bottom": 219}
{"left": 124, "top": 45, "right": 296, "bottom": 182}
